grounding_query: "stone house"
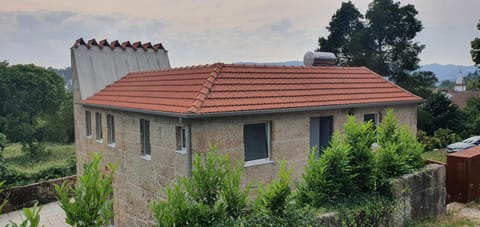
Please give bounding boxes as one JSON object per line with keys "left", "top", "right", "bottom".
{"left": 72, "top": 39, "right": 422, "bottom": 226}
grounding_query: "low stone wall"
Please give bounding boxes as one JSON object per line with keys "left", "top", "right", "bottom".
{"left": 0, "top": 175, "right": 76, "bottom": 213}
{"left": 315, "top": 164, "right": 446, "bottom": 226}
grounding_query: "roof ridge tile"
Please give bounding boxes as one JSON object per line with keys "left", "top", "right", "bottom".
{"left": 187, "top": 63, "right": 224, "bottom": 113}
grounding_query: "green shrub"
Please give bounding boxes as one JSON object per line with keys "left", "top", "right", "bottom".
{"left": 375, "top": 109, "right": 424, "bottom": 187}
{"left": 6, "top": 202, "right": 42, "bottom": 227}
{"left": 297, "top": 133, "right": 353, "bottom": 207}
{"left": 0, "top": 180, "right": 6, "bottom": 213}
{"left": 335, "top": 194, "right": 395, "bottom": 227}
{"left": 0, "top": 132, "right": 7, "bottom": 152}
{"left": 343, "top": 116, "right": 376, "bottom": 192}
{"left": 433, "top": 128, "right": 461, "bottom": 148}
{"left": 55, "top": 152, "right": 115, "bottom": 227}
{"left": 152, "top": 145, "right": 250, "bottom": 226}
{"left": 255, "top": 161, "right": 292, "bottom": 216}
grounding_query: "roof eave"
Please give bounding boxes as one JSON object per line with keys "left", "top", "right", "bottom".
{"left": 80, "top": 99, "right": 423, "bottom": 119}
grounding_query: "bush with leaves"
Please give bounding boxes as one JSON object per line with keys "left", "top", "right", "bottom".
{"left": 433, "top": 128, "right": 461, "bottom": 149}
{"left": 335, "top": 194, "right": 395, "bottom": 227}
{"left": 343, "top": 116, "right": 376, "bottom": 192}
{"left": 297, "top": 133, "right": 353, "bottom": 207}
{"left": 152, "top": 145, "right": 250, "bottom": 226}
{"left": 55, "top": 152, "right": 116, "bottom": 227}
{"left": 6, "top": 202, "right": 43, "bottom": 227}
{"left": 255, "top": 161, "right": 292, "bottom": 216}
{"left": 375, "top": 109, "right": 424, "bottom": 187}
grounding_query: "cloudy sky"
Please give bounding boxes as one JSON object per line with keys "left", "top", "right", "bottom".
{"left": 1, "top": 0, "right": 479, "bottom": 68}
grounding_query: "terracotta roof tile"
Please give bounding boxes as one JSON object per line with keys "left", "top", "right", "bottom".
{"left": 81, "top": 63, "right": 422, "bottom": 115}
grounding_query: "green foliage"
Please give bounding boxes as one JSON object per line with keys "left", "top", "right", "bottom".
{"left": 471, "top": 19, "right": 480, "bottom": 67}
{"left": 433, "top": 128, "right": 461, "bottom": 149}
{"left": 343, "top": 116, "right": 376, "bottom": 192}
{"left": 0, "top": 132, "right": 7, "bottom": 152}
{"left": 335, "top": 194, "right": 396, "bottom": 227}
{"left": 463, "top": 96, "right": 480, "bottom": 136}
{"left": 255, "top": 161, "right": 292, "bottom": 216}
{"left": 7, "top": 202, "right": 43, "bottom": 227}
{"left": 438, "top": 80, "right": 455, "bottom": 90}
{"left": 297, "top": 133, "right": 353, "bottom": 207}
{"left": 152, "top": 145, "right": 250, "bottom": 226}
{"left": 420, "top": 92, "right": 464, "bottom": 135}
{"left": 55, "top": 152, "right": 115, "bottom": 227}
{"left": 218, "top": 207, "right": 318, "bottom": 227}
{"left": 417, "top": 130, "right": 439, "bottom": 151}
{"left": 3, "top": 144, "right": 75, "bottom": 187}
{"left": 0, "top": 62, "right": 71, "bottom": 154}
{"left": 319, "top": 0, "right": 424, "bottom": 83}
{"left": 375, "top": 109, "right": 424, "bottom": 186}
{"left": 397, "top": 71, "right": 438, "bottom": 98}
{"left": 0, "top": 180, "right": 6, "bottom": 213}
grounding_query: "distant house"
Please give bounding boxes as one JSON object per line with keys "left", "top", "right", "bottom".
{"left": 72, "top": 39, "right": 422, "bottom": 226}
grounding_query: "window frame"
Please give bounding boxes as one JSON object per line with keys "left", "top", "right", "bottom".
{"left": 85, "top": 111, "right": 92, "bottom": 137}
{"left": 243, "top": 121, "right": 272, "bottom": 167}
{"left": 175, "top": 126, "right": 187, "bottom": 154}
{"left": 140, "top": 119, "right": 151, "bottom": 159}
{"left": 106, "top": 114, "right": 115, "bottom": 146}
{"left": 364, "top": 113, "right": 379, "bottom": 127}
{"left": 95, "top": 112, "right": 103, "bottom": 143}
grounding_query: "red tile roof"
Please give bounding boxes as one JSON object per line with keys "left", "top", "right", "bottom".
{"left": 81, "top": 63, "right": 422, "bottom": 116}
{"left": 72, "top": 38, "right": 166, "bottom": 52}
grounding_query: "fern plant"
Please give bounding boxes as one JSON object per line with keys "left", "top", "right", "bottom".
{"left": 55, "top": 152, "right": 116, "bottom": 227}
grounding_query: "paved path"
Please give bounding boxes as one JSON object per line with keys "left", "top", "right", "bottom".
{"left": 0, "top": 202, "right": 68, "bottom": 226}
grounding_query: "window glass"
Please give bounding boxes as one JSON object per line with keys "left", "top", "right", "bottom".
{"left": 244, "top": 123, "right": 269, "bottom": 162}
{"left": 107, "top": 114, "right": 115, "bottom": 144}
{"left": 85, "top": 111, "right": 92, "bottom": 136}
{"left": 95, "top": 112, "right": 102, "bottom": 140}
{"left": 140, "top": 119, "right": 150, "bottom": 156}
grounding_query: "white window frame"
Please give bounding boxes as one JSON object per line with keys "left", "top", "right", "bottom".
{"left": 85, "top": 111, "right": 92, "bottom": 138}
{"left": 243, "top": 121, "right": 273, "bottom": 167}
{"left": 95, "top": 112, "right": 103, "bottom": 143}
{"left": 106, "top": 114, "right": 115, "bottom": 147}
{"left": 140, "top": 119, "right": 151, "bottom": 159}
{"left": 175, "top": 126, "right": 187, "bottom": 154}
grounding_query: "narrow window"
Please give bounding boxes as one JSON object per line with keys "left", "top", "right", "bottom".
{"left": 176, "top": 126, "right": 186, "bottom": 152}
{"left": 140, "top": 119, "right": 151, "bottom": 157}
{"left": 244, "top": 122, "right": 271, "bottom": 163}
{"left": 364, "top": 113, "right": 378, "bottom": 130}
{"left": 85, "top": 111, "right": 92, "bottom": 137}
{"left": 107, "top": 114, "right": 115, "bottom": 145}
{"left": 95, "top": 112, "right": 102, "bottom": 141}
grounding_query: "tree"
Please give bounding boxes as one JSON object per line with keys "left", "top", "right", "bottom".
{"left": 421, "top": 92, "right": 464, "bottom": 135}
{"left": 438, "top": 80, "right": 455, "bottom": 89}
{"left": 463, "top": 96, "right": 480, "bottom": 136}
{"left": 0, "top": 63, "right": 66, "bottom": 154}
{"left": 396, "top": 71, "right": 438, "bottom": 98}
{"left": 318, "top": 0, "right": 426, "bottom": 85}
{"left": 318, "top": 1, "right": 365, "bottom": 64}
{"left": 471, "top": 19, "right": 480, "bottom": 67}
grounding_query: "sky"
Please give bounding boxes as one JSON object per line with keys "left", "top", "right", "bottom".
{"left": 1, "top": 0, "right": 479, "bottom": 68}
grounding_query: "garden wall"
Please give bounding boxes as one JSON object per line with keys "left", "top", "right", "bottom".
{"left": 0, "top": 175, "right": 76, "bottom": 213}
{"left": 315, "top": 164, "right": 446, "bottom": 226}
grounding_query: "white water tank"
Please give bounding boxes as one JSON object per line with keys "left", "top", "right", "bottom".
{"left": 303, "top": 51, "right": 337, "bottom": 66}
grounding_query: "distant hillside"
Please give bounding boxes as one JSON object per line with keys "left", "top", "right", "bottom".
{"left": 236, "top": 61, "right": 478, "bottom": 82}
{"left": 417, "top": 63, "right": 478, "bottom": 82}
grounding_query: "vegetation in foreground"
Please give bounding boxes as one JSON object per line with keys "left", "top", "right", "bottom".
{"left": 412, "top": 212, "right": 480, "bottom": 227}
{"left": 152, "top": 109, "right": 425, "bottom": 226}
{"left": 2, "top": 143, "right": 75, "bottom": 187}
{"left": 422, "top": 149, "right": 447, "bottom": 163}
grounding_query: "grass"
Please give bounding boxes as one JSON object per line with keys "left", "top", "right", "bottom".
{"left": 422, "top": 149, "right": 447, "bottom": 163}
{"left": 4, "top": 143, "right": 74, "bottom": 174}
{"left": 2, "top": 143, "right": 76, "bottom": 186}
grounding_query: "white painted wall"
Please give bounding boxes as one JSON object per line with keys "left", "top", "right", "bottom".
{"left": 71, "top": 44, "right": 170, "bottom": 100}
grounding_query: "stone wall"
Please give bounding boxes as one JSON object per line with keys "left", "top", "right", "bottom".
{"left": 0, "top": 176, "right": 76, "bottom": 213}
{"left": 314, "top": 164, "right": 446, "bottom": 226}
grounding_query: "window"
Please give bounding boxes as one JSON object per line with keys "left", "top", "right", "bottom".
{"left": 140, "top": 119, "right": 151, "bottom": 157}
{"left": 243, "top": 122, "right": 271, "bottom": 164}
{"left": 85, "top": 111, "right": 92, "bottom": 137}
{"left": 364, "top": 113, "right": 379, "bottom": 130}
{"left": 107, "top": 114, "right": 115, "bottom": 145}
{"left": 176, "top": 126, "right": 187, "bottom": 152}
{"left": 95, "top": 112, "right": 102, "bottom": 141}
